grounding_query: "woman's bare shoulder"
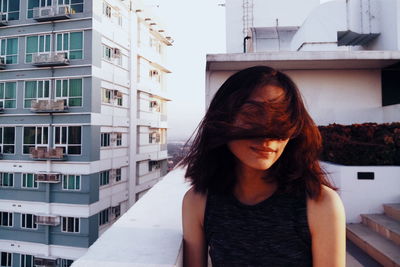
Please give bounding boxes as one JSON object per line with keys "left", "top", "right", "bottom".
{"left": 307, "top": 185, "right": 345, "bottom": 234}
{"left": 182, "top": 187, "right": 207, "bottom": 225}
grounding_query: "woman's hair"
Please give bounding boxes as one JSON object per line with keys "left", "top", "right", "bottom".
{"left": 179, "top": 66, "right": 336, "bottom": 199}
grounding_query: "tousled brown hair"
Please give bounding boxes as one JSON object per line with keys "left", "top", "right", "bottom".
{"left": 179, "top": 66, "right": 336, "bottom": 199}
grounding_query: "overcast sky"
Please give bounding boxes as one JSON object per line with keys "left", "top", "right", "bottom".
{"left": 148, "top": 0, "right": 333, "bottom": 141}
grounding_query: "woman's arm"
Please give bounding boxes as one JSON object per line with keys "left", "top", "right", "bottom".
{"left": 182, "top": 187, "right": 208, "bottom": 267}
{"left": 307, "top": 185, "right": 346, "bottom": 267}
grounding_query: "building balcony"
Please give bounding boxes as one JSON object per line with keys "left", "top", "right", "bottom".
{"left": 33, "top": 5, "right": 71, "bottom": 21}
{"left": 30, "top": 147, "right": 67, "bottom": 161}
{"left": 0, "top": 12, "right": 8, "bottom": 26}
{"left": 137, "top": 111, "right": 168, "bottom": 128}
{"left": 32, "top": 52, "right": 70, "bottom": 67}
{"left": 0, "top": 56, "right": 6, "bottom": 70}
{"left": 72, "top": 168, "right": 189, "bottom": 267}
{"left": 31, "top": 99, "right": 69, "bottom": 113}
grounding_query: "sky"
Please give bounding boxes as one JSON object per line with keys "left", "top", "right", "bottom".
{"left": 146, "top": 0, "right": 333, "bottom": 141}
{"left": 144, "top": 0, "right": 226, "bottom": 141}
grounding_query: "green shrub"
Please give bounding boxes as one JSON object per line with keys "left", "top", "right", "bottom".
{"left": 318, "top": 123, "right": 400, "bottom": 166}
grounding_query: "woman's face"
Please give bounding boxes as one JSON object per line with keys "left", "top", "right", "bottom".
{"left": 227, "top": 85, "right": 290, "bottom": 171}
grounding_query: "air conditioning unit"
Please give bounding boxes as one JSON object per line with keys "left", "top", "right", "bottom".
{"left": 33, "top": 257, "right": 57, "bottom": 267}
{"left": 36, "top": 215, "right": 60, "bottom": 226}
{"left": 113, "top": 90, "right": 119, "bottom": 97}
{"left": 0, "top": 12, "right": 8, "bottom": 24}
{"left": 36, "top": 173, "right": 47, "bottom": 182}
{"left": 40, "top": 7, "right": 53, "bottom": 17}
{"left": 48, "top": 173, "right": 61, "bottom": 182}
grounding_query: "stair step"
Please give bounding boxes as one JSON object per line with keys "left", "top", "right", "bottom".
{"left": 361, "top": 214, "right": 400, "bottom": 246}
{"left": 347, "top": 223, "right": 400, "bottom": 267}
{"left": 384, "top": 203, "right": 400, "bottom": 222}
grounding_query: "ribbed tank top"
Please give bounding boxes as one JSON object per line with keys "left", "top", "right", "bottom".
{"left": 204, "top": 189, "right": 312, "bottom": 267}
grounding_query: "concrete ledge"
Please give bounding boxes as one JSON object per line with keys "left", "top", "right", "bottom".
{"left": 72, "top": 168, "right": 190, "bottom": 267}
{"left": 206, "top": 51, "right": 400, "bottom": 70}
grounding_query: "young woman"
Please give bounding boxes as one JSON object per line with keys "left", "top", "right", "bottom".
{"left": 180, "top": 66, "right": 346, "bottom": 267}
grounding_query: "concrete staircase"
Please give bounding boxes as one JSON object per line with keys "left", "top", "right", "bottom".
{"left": 347, "top": 203, "right": 400, "bottom": 267}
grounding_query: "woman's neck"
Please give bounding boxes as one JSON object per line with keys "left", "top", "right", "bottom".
{"left": 233, "top": 162, "right": 277, "bottom": 205}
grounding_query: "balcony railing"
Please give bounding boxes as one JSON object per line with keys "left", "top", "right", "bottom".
{"left": 0, "top": 12, "right": 8, "bottom": 26}
{"left": 72, "top": 168, "right": 190, "bottom": 267}
{"left": 35, "top": 173, "right": 61, "bottom": 183}
{"left": 0, "top": 56, "right": 6, "bottom": 70}
{"left": 30, "top": 147, "right": 66, "bottom": 161}
{"left": 33, "top": 5, "right": 71, "bottom": 21}
{"left": 32, "top": 52, "right": 70, "bottom": 67}
{"left": 31, "top": 99, "right": 68, "bottom": 113}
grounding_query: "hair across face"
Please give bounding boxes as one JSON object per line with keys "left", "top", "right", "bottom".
{"left": 181, "top": 66, "right": 336, "bottom": 198}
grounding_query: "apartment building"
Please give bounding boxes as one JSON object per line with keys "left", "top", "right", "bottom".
{"left": 0, "top": 0, "right": 171, "bottom": 266}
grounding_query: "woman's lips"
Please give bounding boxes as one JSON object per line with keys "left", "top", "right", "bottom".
{"left": 250, "top": 146, "right": 276, "bottom": 157}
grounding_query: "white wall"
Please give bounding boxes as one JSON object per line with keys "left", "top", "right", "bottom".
{"left": 322, "top": 162, "right": 400, "bottom": 223}
{"left": 225, "top": 0, "right": 320, "bottom": 53}
{"left": 206, "top": 69, "right": 397, "bottom": 125}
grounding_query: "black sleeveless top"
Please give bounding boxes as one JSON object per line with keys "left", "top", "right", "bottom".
{"left": 204, "top": 189, "right": 312, "bottom": 267}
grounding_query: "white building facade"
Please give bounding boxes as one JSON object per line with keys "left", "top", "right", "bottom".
{"left": 0, "top": 0, "right": 171, "bottom": 266}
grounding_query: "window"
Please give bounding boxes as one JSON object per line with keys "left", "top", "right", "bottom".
{"left": 23, "top": 126, "right": 49, "bottom": 154}
{"left": 115, "top": 168, "right": 121, "bottom": 181}
{"left": 0, "top": 38, "right": 18, "bottom": 64}
{"left": 61, "top": 217, "right": 79, "bottom": 233}
{"left": 0, "top": 252, "right": 12, "bottom": 267}
{"left": 62, "top": 175, "right": 80, "bottom": 190}
{"left": 22, "top": 173, "right": 38, "bottom": 189}
{"left": 54, "top": 126, "right": 82, "bottom": 155}
{"left": 21, "top": 214, "right": 37, "bottom": 229}
{"left": 20, "top": 254, "right": 34, "bottom": 267}
{"left": 0, "top": 212, "right": 13, "bottom": 227}
{"left": 101, "top": 133, "right": 110, "bottom": 147}
{"left": 102, "top": 45, "right": 112, "bottom": 61}
{"left": 102, "top": 88, "right": 112, "bottom": 103}
{"left": 25, "top": 35, "right": 51, "bottom": 63}
{"left": 0, "top": 82, "right": 17, "bottom": 108}
{"left": 56, "top": 32, "right": 83, "bottom": 59}
{"left": 0, "top": 127, "right": 15, "bottom": 154}
{"left": 0, "top": 172, "right": 13, "bottom": 187}
{"left": 149, "top": 131, "right": 160, "bottom": 144}
{"left": 116, "top": 133, "right": 122, "bottom": 146}
{"left": 61, "top": 0, "right": 84, "bottom": 13}
{"left": 0, "top": 0, "right": 20, "bottom": 20}
{"left": 60, "top": 259, "right": 74, "bottom": 267}
{"left": 149, "top": 160, "right": 160, "bottom": 172}
{"left": 99, "top": 170, "right": 109, "bottom": 186}
{"left": 56, "top": 78, "right": 83, "bottom": 107}
{"left": 99, "top": 208, "right": 110, "bottom": 226}
{"left": 103, "top": 2, "right": 111, "bottom": 18}
{"left": 113, "top": 205, "right": 121, "bottom": 218}
{"left": 24, "top": 80, "right": 51, "bottom": 108}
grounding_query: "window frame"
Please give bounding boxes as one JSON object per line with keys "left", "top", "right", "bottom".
{"left": 53, "top": 126, "right": 82, "bottom": 155}
{"left": 20, "top": 254, "right": 34, "bottom": 267}
{"left": 99, "top": 170, "right": 110, "bottom": 186}
{"left": 0, "top": 37, "right": 18, "bottom": 64}
{"left": 22, "top": 126, "right": 49, "bottom": 155}
{"left": 0, "top": 211, "right": 13, "bottom": 227}
{"left": 0, "top": 0, "right": 20, "bottom": 21}
{"left": 115, "top": 168, "right": 121, "bottom": 182}
{"left": 0, "top": 172, "right": 14, "bottom": 187}
{"left": 0, "top": 82, "right": 17, "bottom": 109}
{"left": 23, "top": 80, "right": 51, "bottom": 108}
{"left": 98, "top": 207, "right": 110, "bottom": 226}
{"left": 25, "top": 34, "right": 52, "bottom": 63}
{"left": 21, "top": 173, "right": 39, "bottom": 189}
{"left": 56, "top": 31, "right": 84, "bottom": 60}
{"left": 100, "top": 133, "right": 110, "bottom": 147}
{"left": 0, "top": 251, "right": 12, "bottom": 267}
{"left": 21, "top": 213, "right": 38, "bottom": 230}
{"left": 0, "top": 126, "right": 16, "bottom": 155}
{"left": 116, "top": 133, "right": 122, "bottom": 146}
{"left": 55, "top": 78, "right": 83, "bottom": 107}
{"left": 61, "top": 216, "right": 80, "bottom": 233}
{"left": 62, "top": 174, "right": 81, "bottom": 191}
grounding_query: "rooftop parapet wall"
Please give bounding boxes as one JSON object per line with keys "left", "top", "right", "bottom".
{"left": 72, "top": 168, "right": 190, "bottom": 267}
